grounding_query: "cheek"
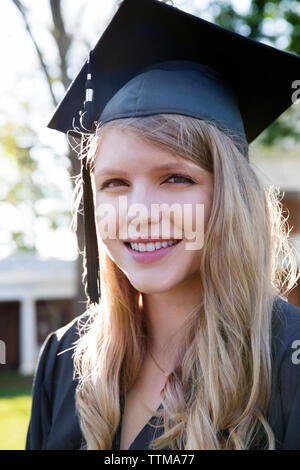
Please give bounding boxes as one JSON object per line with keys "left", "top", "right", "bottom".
{"left": 95, "top": 196, "right": 120, "bottom": 242}
{"left": 182, "top": 192, "right": 213, "bottom": 244}
{"left": 198, "top": 186, "right": 214, "bottom": 229}
{"left": 202, "top": 195, "right": 213, "bottom": 230}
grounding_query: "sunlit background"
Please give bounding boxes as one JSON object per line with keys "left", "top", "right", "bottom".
{"left": 0, "top": 0, "right": 255, "bottom": 260}
{"left": 0, "top": 0, "right": 300, "bottom": 449}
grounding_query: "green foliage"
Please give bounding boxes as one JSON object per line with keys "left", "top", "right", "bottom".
{"left": 199, "top": 0, "right": 300, "bottom": 148}
{"left": 0, "top": 121, "right": 70, "bottom": 254}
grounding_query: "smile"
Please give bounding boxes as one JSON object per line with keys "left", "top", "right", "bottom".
{"left": 124, "top": 239, "right": 182, "bottom": 263}
{"left": 129, "top": 239, "right": 180, "bottom": 251}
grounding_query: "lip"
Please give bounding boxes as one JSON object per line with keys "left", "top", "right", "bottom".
{"left": 124, "top": 240, "right": 182, "bottom": 263}
{"left": 122, "top": 238, "right": 179, "bottom": 243}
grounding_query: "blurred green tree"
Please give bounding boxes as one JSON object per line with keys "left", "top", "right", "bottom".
{"left": 7, "top": 0, "right": 115, "bottom": 313}
{"left": 0, "top": 121, "right": 70, "bottom": 253}
{"left": 5, "top": 0, "right": 300, "bottom": 314}
{"left": 0, "top": 122, "right": 39, "bottom": 253}
{"left": 195, "top": 0, "right": 300, "bottom": 146}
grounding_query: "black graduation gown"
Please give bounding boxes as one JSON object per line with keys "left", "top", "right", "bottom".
{"left": 25, "top": 296, "right": 300, "bottom": 450}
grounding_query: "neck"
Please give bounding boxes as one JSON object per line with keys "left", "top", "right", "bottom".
{"left": 142, "top": 272, "right": 202, "bottom": 369}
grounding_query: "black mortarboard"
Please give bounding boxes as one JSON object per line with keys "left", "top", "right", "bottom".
{"left": 47, "top": 0, "right": 300, "bottom": 304}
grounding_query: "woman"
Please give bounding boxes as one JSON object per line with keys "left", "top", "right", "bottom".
{"left": 26, "top": 0, "right": 300, "bottom": 450}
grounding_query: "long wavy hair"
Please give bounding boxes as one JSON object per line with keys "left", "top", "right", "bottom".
{"left": 71, "top": 113, "right": 299, "bottom": 450}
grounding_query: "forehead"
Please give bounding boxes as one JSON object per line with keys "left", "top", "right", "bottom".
{"left": 93, "top": 127, "right": 205, "bottom": 176}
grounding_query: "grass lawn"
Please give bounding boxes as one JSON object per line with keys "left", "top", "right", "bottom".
{"left": 0, "top": 370, "right": 33, "bottom": 450}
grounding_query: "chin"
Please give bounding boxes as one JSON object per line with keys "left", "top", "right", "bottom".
{"left": 124, "top": 270, "right": 185, "bottom": 294}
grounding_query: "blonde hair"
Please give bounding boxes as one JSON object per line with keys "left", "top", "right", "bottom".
{"left": 72, "top": 114, "right": 299, "bottom": 449}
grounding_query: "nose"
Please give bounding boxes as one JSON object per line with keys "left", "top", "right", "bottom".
{"left": 118, "top": 182, "right": 162, "bottom": 239}
{"left": 121, "top": 185, "right": 183, "bottom": 240}
{"left": 126, "top": 196, "right": 161, "bottom": 240}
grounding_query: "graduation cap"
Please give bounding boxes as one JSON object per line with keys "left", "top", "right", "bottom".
{"left": 47, "top": 0, "right": 300, "bottom": 304}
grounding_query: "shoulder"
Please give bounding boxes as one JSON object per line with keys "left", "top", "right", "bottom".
{"left": 271, "top": 296, "right": 300, "bottom": 360}
{"left": 273, "top": 295, "right": 300, "bottom": 375}
{"left": 26, "top": 307, "right": 96, "bottom": 450}
{"left": 33, "top": 305, "right": 98, "bottom": 399}
{"left": 269, "top": 296, "right": 300, "bottom": 449}
{"left": 34, "top": 307, "right": 94, "bottom": 380}
{"left": 48, "top": 308, "right": 92, "bottom": 351}
{"left": 271, "top": 296, "right": 300, "bottom": 387}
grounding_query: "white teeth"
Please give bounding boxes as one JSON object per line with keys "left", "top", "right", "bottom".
{"left": 145, "top": 242, "right": 156, "bottom": 251}
{"left": 129, "top": 240, "right": 179, "bottom": 252}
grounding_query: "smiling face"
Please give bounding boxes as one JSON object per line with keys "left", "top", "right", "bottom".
{"left": 92, "top": 127, "right": 214, "bottom": 294}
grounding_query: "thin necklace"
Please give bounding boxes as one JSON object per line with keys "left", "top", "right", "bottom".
{"left": 148, "top": 350, "right": 171, "bottom": 377}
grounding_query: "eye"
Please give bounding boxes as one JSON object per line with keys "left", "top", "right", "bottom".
{"left": 164, "top": 174, "right": 195, "bottom": 184}
{"left": 98, "top": 174, "right": 195, "bottom": 190}
{"left": 99, "top": 178, "right": 128, "bottom": 190}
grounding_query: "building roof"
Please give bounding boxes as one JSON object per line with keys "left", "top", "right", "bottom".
{"left": 0, "top": 253, "right": 76, "bottom": 301}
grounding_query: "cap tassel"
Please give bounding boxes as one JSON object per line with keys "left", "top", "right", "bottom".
{"left": 79, "top": 51, "right": 96, "bottom": 133}
{"left": 80, "top": 50, "right": 100, "bottom": 305}
{"left": 81, "top": 150, "right": 100, "bottom": 305}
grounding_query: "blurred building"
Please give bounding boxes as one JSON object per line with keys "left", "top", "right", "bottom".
{"left": 252, "top": 146, "right": 300, "bottom": 306}
{"left": 0, "top": 253, "right": 76, "bottom": 374}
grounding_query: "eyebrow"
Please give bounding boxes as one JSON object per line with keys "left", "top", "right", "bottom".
{"left": 94, "top": 162, "right": 195, "bottom": 178}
